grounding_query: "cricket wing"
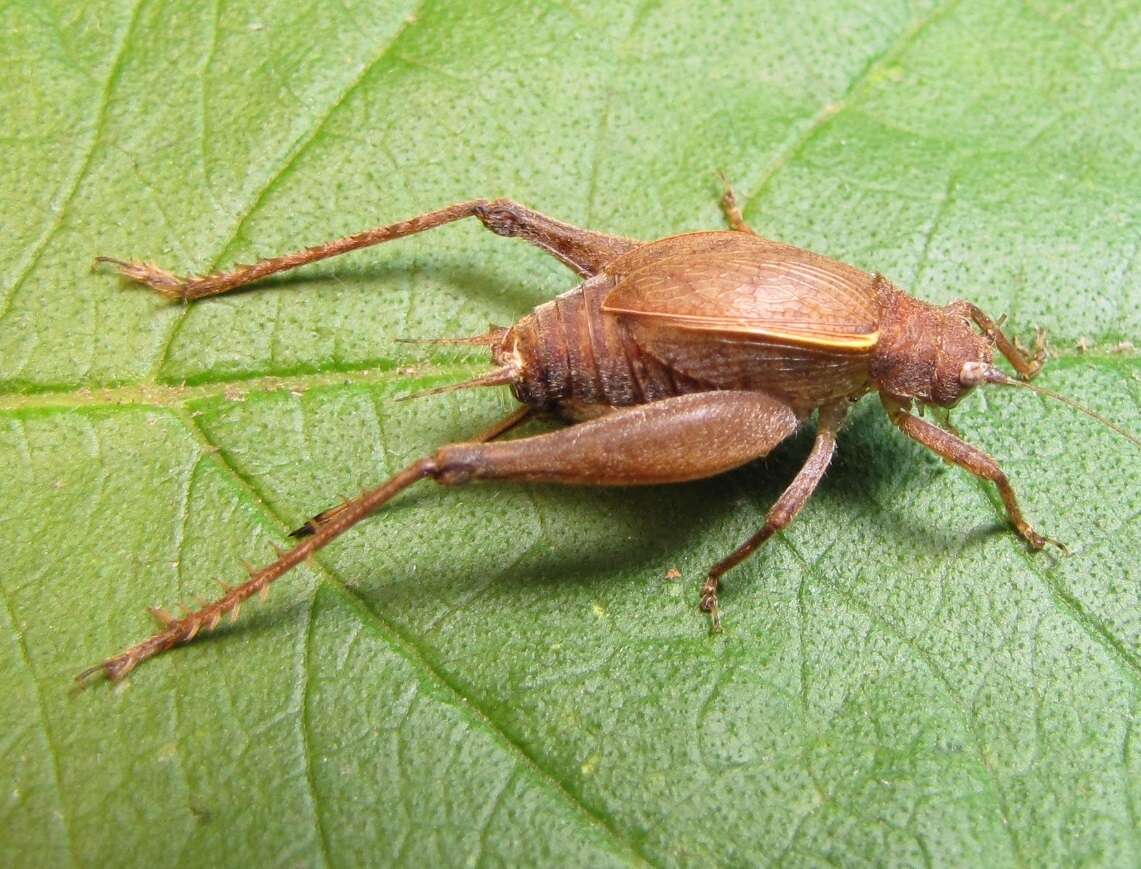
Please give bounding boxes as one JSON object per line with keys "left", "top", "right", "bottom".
{"left": 602, "top": 232, "right": 881, "bottom": 351}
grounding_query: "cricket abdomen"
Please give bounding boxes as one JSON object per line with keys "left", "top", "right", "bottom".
{"left": 497, "top": 275, "right": 704, "bottom": 413}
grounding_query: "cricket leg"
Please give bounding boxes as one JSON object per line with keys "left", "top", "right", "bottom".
{"left": 699, "top": 401, "right": 848, "bottom": 629}
{"left": 79, "top": 391, "right": 798, "bottom": 683}
{"left": 97, "top": 199, "right": 641, "bottom": 301}
{"left": 716, "top": 173, "right": 758, "bottom": 235}
{"left": 953, "top": 302, "right": 1047, "bottom": 380}
{"left": 289, "top": 406, "right": 534, "bottom": 538}
{"left": 882, "top": 396, "right": 1064, "bottom": 550}
{"left": 80, "top": 406, "right": 537, "bottom": 683}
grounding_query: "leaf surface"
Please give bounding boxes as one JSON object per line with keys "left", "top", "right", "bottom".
{"left": 2, "top": 1, "right": 1138, "bottom": 865}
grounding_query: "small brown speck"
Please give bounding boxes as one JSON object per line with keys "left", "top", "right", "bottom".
{"left": 664, "top": 567, "right": 682, "bottom": 580}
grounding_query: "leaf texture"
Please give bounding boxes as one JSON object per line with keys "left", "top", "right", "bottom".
{"left": 1, "top": 1, "right": 1138, "bottom": 866}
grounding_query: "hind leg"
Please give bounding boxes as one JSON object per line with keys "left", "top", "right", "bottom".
{"left": 289, "top": 406, "right": 535, "bottom": 538}
{"left": 97, "top": 198, "right": 641, "bottom": 300}
{"left": 80, "top": 391, "right": 798, "bottom": 682}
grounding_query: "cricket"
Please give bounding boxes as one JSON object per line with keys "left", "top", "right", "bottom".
{"left": 83, "top": 183, "right": 1139, "bottom": 683}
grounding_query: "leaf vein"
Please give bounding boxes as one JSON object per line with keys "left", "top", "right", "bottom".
{"left": 781, "top": 537, "right": 1027, "bottom": 866}
{"left": 0, "top": 352, "right": 1134, "bottom": 411}
{"left": 151, "top": 0, "right": 431, "bottom": 382}
{"left": 172, "top": 407, "right": 654, "bottom": 867}
{"left": 0, "top": 0, "right": 144, "bottom": 326}
{"left": 737, "top": 0, "right": 962, "bottom": 217}
{"left": 0, "top": 576, "right": 78, "bottom": 866}
{"left": 301, "top": 594, "right": 334, "bottom": 867}
{"left": 964, "top": 480, "right": 1140, "bottom": 683}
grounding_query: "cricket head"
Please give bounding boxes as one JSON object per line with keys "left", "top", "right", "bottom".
{"left": 879, "top": 295, "right": 1138, "bottom": 449}
{"left": 871, "top": 293, "right": 995, "bottom": 408}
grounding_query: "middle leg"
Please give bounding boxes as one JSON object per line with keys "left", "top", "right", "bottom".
{"left": 699, "top": 401, "right": 848, "bottom": 629}
{"left": 717, "top": 173, "right": 758, "bottom": 235}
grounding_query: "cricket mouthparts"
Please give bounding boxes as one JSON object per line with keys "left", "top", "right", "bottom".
{"left": 959, "top": 361, "right": 1008, "bottom": 387}
{"left": 960, "top": 362, "right": 1140, "bottom": 448}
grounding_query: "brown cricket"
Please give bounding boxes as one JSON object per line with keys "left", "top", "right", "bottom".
{"left": 83, "top": 184, "right": 1138, "bottom": 682}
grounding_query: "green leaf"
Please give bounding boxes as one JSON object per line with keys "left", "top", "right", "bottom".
{"left": 2, "top": 0, "right": 1137, "bottom": 865}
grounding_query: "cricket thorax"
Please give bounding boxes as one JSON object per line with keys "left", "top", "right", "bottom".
{"left": 870, "top": 288, "right": 993, "bottom": 407}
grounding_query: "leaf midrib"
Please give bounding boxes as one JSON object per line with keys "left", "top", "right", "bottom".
{"left": 174, "top": 407, "right": 655, "bottom": 867}
{"left": 148, "top": 0, "right": 429, "bottom": 383}
{"left": 0, "top": 351, "right": 1132, "bottom": 412}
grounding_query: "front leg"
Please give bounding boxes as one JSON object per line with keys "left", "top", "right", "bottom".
{"left": 952, "top": 302, "right": 1047, "bottom": 381}
{"left": 881, "top": 395, "right": 1064, "bottom": 550}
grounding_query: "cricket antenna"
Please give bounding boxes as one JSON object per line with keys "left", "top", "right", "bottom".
{"left": 961, "top": 362, "right": 1140, "bottom": 448}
